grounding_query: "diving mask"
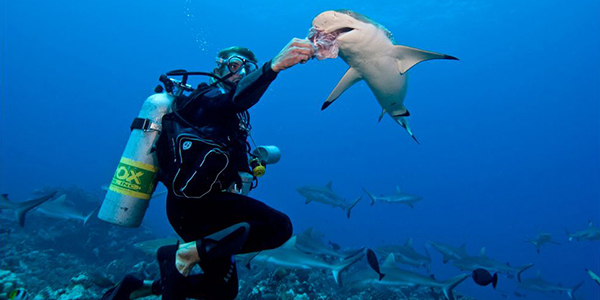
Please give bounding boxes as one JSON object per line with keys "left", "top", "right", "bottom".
{"left": 216, "top": 55, "right": 258, "bottom": 75}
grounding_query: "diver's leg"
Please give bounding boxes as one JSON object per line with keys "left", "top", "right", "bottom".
{"left": 101, "top": 274, "right": 144, "bottom": 300}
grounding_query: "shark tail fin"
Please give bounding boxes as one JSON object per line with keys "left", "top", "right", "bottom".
{"left": 332, "top": 251, "right": 364, "bottom": 286}
{"left": 15, "top": 191, "right": 57, "bottom": 227}
{"left": 492, "top": 273, "right": 498, "bottom": 289}
{"left": 517, "top": 263, "right": 534, "bottom": 283}
{"left": 342, "top": 247, "right": 366, "bottom": 261}
{"left": 441, "top": 274, "right": 469, "bottom": 300}
{"left": 345, "top": 196, "right": 362, "bottom": 219}
{"left": 394, "top": 117, "right": 420, "bottom": 145}
{"left": 568, "top": 281, "right": 584, "bottom": 299}
{"left": 362, "top": 188, "right": 377, "bottom": 206}
{"left": 83, "top": 206, "right": 100, "bottom": 227}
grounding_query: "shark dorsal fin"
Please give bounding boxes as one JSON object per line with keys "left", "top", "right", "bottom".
{"left": 302, "top": 227, "right": 314, "bottom": 237}
{"left": 282, "top": 236, "right": 297, "bottom": 249}
{"left": 393, "top": 45, "right": 459, "bottom": 75}
{"left": 396, "top": 186, "right": 402, "bottom": 194}
{"left": 382, "top": 253, "right": 396, "bottom": 268}
{"left": 589, "top": 220, "right": 593, "bottom": 227}
{"left": 321, "top": 67, "right": 363, "bottom": 110}
{"left": 404, "top": 237, "right": 413, "bottom": 247}
{"left": 479, "top": 247, "right": 486, "bottom": 257}
{"left": 53, "top": 194, "right": 68, "bottom": 203}
{"left": 326, "top": 181, "right": 333, "bottom": 190}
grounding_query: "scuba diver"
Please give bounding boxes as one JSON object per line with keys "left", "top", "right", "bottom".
{"left": 102, "top": 38, "right": 315, "bottom": 300}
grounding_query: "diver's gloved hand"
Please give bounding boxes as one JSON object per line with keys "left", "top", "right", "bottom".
{"left": 271, "top": 38, "right": 316, "bottom": 72}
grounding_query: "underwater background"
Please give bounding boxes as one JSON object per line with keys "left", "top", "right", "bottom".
{"left": 1, "top": 0, "right": 599, "bottom": 299}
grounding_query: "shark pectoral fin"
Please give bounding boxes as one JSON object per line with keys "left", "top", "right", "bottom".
{"left": 378, "top": 108, "right": 387, "bottom": 122}
{"left": 321, "top": 67, "right": 362, "bottom": 110}
{"left": 305, "top": 198, "right": 312, "bottom": 204}
{"left": 393, "top": 45, "right": 459, "bottom": 74}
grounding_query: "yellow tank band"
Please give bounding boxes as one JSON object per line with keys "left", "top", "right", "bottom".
{"left": 108, "top": 157, "right": 157, "bottom": 200}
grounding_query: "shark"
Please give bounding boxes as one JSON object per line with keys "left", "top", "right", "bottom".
{"left": 451, "top": 247, "right": 534, "bottom": 277}
{"left": 427, "top": 241, "right": 469, "bottom": 264}
{"left": 134, "top": 237, "right": 181, "bottom": 255}
{"left": 566, "top": 221, "right": 600, "bottom": 242}
{"left": 295, "top": 228, "right": 364, "bottom": 260}
{"left": 296, "top": 181, "right": 362, "bottom": 218}
{"left": 517, "top": 269, "right": 583, "bottom": 299}
{"left": 528, "top": 233, "right": 560, "bottom": 253}
{"left": 35, "top": 194, "right": 97, "bottom": 226}
{"left": 0, "top": 191, "right": 57, "bottom": 227}
{"left": 348, "top": 253, "right": 469, "bottom": 300}
{"left": 309, "top": 10, "right": 458, "bottom": 143}
{"left": 376, "top": 238, "right": 431, "bottom": 271}
{"left": 244, "top": 236, "right": 364, "bottom": 285}
{"left": 362, "top": 186, "right": 423, "bottom": 208}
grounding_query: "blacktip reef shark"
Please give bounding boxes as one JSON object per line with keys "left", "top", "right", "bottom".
{"left": 35, "top": 194, "right": 97, "bottom": 226}
{"left": 566, "top": 221, "right": 600, "bottom": 242}
{"left": 296, "top": 181, "right": 362, "bottom": 218}
{"left": 348, "top": 253, "right": 469, "bottom": 300}
{"left": 451, "top": 247, "right": 534, "bottom": 277}
{"left": 427, "top": 241, "right": 469, "bottom": 264}
{"left": 517, "top": 269, "right": 583, "bottom": 299}
{"left": 362, "top": 186, "right": 423, "bottom": 208}
{"left": 527, "top": 232, "right": 560, "bottom": 253}
{"left": 309, "top": 10, "right": 458, "bottom": 144}
{"left": 243, "top": 236, "right": 364, "bottom": 285}
{"left": 0, "top": 191, "right": 57, "bottom": 227}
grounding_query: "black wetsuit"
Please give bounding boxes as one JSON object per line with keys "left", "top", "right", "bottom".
{"left": 157, "top": 61, "right": 293, "bottom": 300}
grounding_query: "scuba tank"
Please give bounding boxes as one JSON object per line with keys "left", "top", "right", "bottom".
{"left": 98, "top": 92, "right": 174, "bottom": 227}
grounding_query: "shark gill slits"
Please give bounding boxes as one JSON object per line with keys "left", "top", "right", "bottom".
{"left": 472, "top": 268, "right": 498, "bottom": 289}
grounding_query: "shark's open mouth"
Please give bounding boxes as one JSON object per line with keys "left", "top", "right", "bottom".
{"left": 308, "top": 27, "right": 354, "bottom": 60}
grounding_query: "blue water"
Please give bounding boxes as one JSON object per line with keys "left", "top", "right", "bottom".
{"left": 2, "top": 0, "right": 599, "bottom": 299}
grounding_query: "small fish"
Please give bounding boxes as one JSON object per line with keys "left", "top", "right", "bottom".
{"left": 366, "top": 249, "right": 385, "bottom": 280}
{"left": 472, "top": 268, "right": 498, "bottom": 289}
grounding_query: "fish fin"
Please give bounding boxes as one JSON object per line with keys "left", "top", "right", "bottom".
{"left": 568, "top": 281, "right": 584, "bottom": 300}
{"left": 321, "top": 67, "right": 362, "bottom": 110}
{"left": 83, "top": 206, "right": 99, "bottom": 227}
{"left": 281, "top": 236, "right": 297, "bottom": 249}
{"left": 394, "top": 117, "right": 420, "bottom": 145}
{"left": 492, "top": 273, "right": 498, "bottom": 289}
{"left": 305, "top": 198, "right": 312, "bottom": 204}
{"left": 407, "top": 202, "right": 415, "bottom": 209}
{"left": 443, "top": 255, "right": 451, "bottom": 264}
{"left": 53, "top": 194, "right": 68, "bottom": 203}
{"left": 362, "top": 187, "right": 376, "bottom": 206}
{"left": 588, "top": 220, "right": 593, "bottom": 227}
{"left": 382, "top": 253, "right": 396, "bottom": 268}
{"left": 396, "top": 186, "right": 402, "bottom": 194}
{"left": 15, "top": 191, "right": 57, "bottom": 227}
{"left": 479, "top": 247, "right": 486, "bottom": 257}
{"left": 404, "top": 238, "right": 413, "bottom": 247}
{"left": 332, "top": 251, "right": 364, "bottom": 286}
{"left": 378, "top": 108, "right": 387, "bottom": 122}
{"left": 517, "top": 264, "right": 534, "bottom": 283}
{"left": 325, "top": 180, "right": 333, "bottom": 190}
{"left": 393, "top": 45, "right": 459, "bottom": 75}
{"left": 441, "top": 274, "right": 469, "bottom": 300}
{"left": 346, "top": 196, "right": 362, "bottom": 219}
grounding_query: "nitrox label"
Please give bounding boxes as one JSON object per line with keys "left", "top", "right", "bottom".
{"left": 108, "top": 157, "right": 157, "bottom": 200}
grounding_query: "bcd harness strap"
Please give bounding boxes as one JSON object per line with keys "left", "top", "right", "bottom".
{"left": 130, "top": 117, "right": 162, "bottom": 132}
